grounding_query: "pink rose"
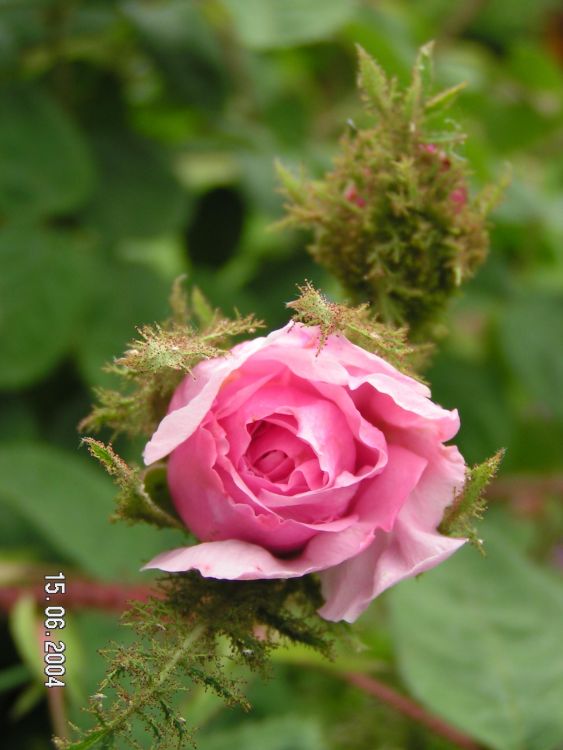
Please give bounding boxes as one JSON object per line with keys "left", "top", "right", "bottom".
{"left": 143, "top": 323, "right": 466, "bottom": 622}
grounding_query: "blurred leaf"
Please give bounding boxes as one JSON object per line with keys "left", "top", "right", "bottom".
{"left": 8, "top": 594, "right": 84, "bottom": 705}
{"left": 498, "top": 290, "right": 563, "bottom": 420}
{"left": 428, "top": 352, "right": 515, "bottom": 465}
{"left": 82, "top": 131, "right": 187, "bottom": 241}
{"left": 200, "top": 715, "right": 325, "bottom": 750}
{"left": 122, "top": 0, "right": 208, "bottom": 47}
{"left": 0, "top": 85, "right": 94, "bottom": 218}
{"left": 0, "top": 663, "right": 30, "bottom": 694}
{"left": 388, "top": 519, "right": 563, "bottom": 750}
{"left": 503, "top": 417, "right": 563, "bottom": 473}
{"left": 0, "top": 398, "right": 39, "bottom": 442}
{"left": 0, "top": 225, "right": 92, "bottom": 389}
{"left": 11, "top": 682, "right": 43, "bottom": 720}
{"left": 470, "top": 0, "right": 561, "bottom": 42}
{"left": 222, "top": 0, "right": 358, "bottom": 50}
{"left": 75, "top": 259, "right": 170, "bottom": 387}
{"left": 271, "top": 641, "right": 381, "bottom": 674}
{"left": 508, "top": 42, "right": 563, "bottom": 93}
{"left": 123, "top": 0, "right": 227, "bottom": 110}
{"left": 9, "top": 596, "right": 44, "bottom": 684}
{"left": 0, "top": 443, "right": 185, "bottom": 580}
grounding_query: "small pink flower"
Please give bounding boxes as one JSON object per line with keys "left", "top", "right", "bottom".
{"left": 421, "top": 143, "right": 438, "bottom": 155}
{"left": 420, "top": 143, "right": 451, "bottom": 171}
{"left": 143, "top": 324, "right": 466, "bottom": 622}
{"left": 344, "top": 183, "right": 367, "bottom": 208}
{"left": 450, "top": 186, "right": 468, "bottom": 211}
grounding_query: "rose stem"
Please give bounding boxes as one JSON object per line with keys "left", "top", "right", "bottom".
{"left": 343, "top": 671, "right": 483, "bottom": 750}
{"left": 3, "top": 580, "right": 484, "bottom": 748}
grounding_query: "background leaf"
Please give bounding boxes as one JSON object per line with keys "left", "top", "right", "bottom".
{"left": 0, "top": 85, "right": 94, "bottom": 218}
{"left": 199, "top": 715, "right": 325, "bottom": 750}
{"left": 0, "top": 443, "right": 185, "bottom": 580}
{"left": 388, "top": 515, "right": 563, "bottom": 750}
{"left": 0, "top": 225, "right": 93, "bottom": 389}
{"left": 497, "top": 290, "right": 563, "bottom": 421}
{"left": 222, "top": 0, "right": 358, "bottom": 50}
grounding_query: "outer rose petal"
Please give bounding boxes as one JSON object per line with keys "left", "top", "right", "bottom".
{"left": 143, "top": 326, "right": 293, "bottom": 464}
{"left": 248, "top": 326, "right": 460, "bottom": 441}
{"left": 317, "top": 444, "right": 466, "bottom": 622}
{"left": 143, "top": 539, "right": 335, "bottom": 579}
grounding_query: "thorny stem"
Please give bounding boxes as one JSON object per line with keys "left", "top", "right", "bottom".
{"left": 60, "top": 624, "right": 206, "bottom": 750}
{"left": 1, "top": 578, "right": 486, "bottom": 747}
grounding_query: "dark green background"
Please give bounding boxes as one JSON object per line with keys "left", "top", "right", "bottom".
{"left": 1, "top": 1, "right": 562, "bottom": 748}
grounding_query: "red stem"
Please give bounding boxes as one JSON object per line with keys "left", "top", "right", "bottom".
{"left": 2, "top": 579, "right": 485, "bottom": 748}
{"left": 0, "top": 580, "right": 155, "bottom": 614}
{"left": 343, "top": 672, "right": 483, "bottom": 749}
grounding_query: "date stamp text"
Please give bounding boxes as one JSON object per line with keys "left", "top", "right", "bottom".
{"left": 43, "top": 572, "right": 66, "bottom": 688}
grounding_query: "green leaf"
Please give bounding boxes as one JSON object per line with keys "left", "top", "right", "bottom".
{"left": 271, "top": 641, "right": 381, "bottom": 674}
{"left": 200, "top": 715, "right": 325, "bottom": 750}
{"left": 9, "top": 596, "right": 44, "bottom": 684}
{"left": 356, "top": 44, "right": 392, "bottom": 114}
{"left": 190, "top": 286, "right": 215, "bottom": 329}
{"left": 82, "top": 131, "right": 187, "bottom": 241}
{"left": 123, "top": 0, "right": 227, "bottom": 111}
{"left": 0, "top": 85, "right": 94, "bottom": 218}
{"left": 222, "top": 0, "right": 358, "bottom": 50}
{"left": 75, "top": 260, "right": 170, "bottom": 388}
{"left": 404, "top": 40, "right": 434, "bottom": 120}
{"left": 424, "top": 81, "right": 467, "bottom": 113}
{"left": 439, "top": 449, "right": 504, "bottom": 549}
{"left": 388, "top": 519, "right": 563, "bottom": 750}
{"left": 11, "top": 682, "right": 43, "bottom": 720}
{"left": 0, "top": 663, "right": 31, "bottom": 694}
{"left": 0, "top": 225, "right": 93, "bottom": 389}
{"left": 82, "top": 439, "right": 184, "bottom": 531}
{"left": 428, "top": 352, "right": 515, "bottom": 465}
{"left": 498, "top": 290, "right": 563, "bottom": 421}
{"left": 0, "top": 443, "right": 185, "bottom": 580}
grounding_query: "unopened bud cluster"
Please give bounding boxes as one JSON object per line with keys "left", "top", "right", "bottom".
{"left": 279, "top": 45, "right": 495, "bottom": 336}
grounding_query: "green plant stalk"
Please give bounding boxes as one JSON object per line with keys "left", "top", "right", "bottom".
{"left": 58, "top": 624, "right": 206, "bottom": 750}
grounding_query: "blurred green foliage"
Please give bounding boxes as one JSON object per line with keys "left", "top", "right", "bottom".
{"left": 0, "top": 1, "right": 562, "bottom": 748}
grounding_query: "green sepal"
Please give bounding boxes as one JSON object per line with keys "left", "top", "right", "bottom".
{"left": 439, "top": 449, "right": 505, "bottom": 551}
{"left": 80, "top": 278, "right": 264, "bottom": 438}
{"left": 82, "top": 438, "right": 184, "bottom": 531}
{"left": 287, "top": 282, "right": 431, "bottom": 377}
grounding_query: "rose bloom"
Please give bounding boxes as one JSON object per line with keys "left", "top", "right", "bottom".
{"left": 143, "top": 323, "right": 466, "bottom": 622}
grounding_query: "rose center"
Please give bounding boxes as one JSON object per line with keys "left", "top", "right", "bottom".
{"left": 252, "top": 449, "right": 294, "bottom": 482}
{"left": 243, "top": 417, "right": 315, "bottom": 487}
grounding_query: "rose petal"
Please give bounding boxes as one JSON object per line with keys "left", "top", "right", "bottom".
{"left": 149, "top": 444, "right": 426, "bottom": 584}
{"left": 143, "top": 538, "right": 330, "bottom": 579}
{"left": 142, "top": 521, "right": 376, "bottom": 580}
{"left": 248, "top": 326, "right": 459, "bottom": 442}
{"left": 143, "top": 327, "right": 293, "bottom": 464}
{"left": 351, "top": 377, "right": 460, "bottom": 443}
{"left": 219, "top": 381, "right": 356, "bottom": 481}
{"left": 168, "top": 424, "right": 360, "bottom": 554}
{"left": 318, "top": 444, "right": 466, "bottom": 622}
